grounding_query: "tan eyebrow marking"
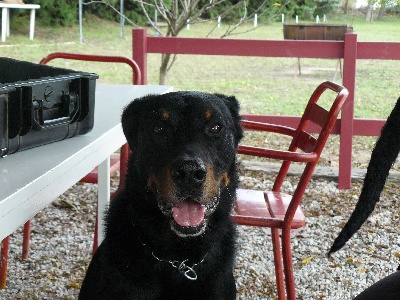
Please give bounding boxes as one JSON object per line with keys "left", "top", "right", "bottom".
{"left": 161, "top": 110, "right": 170, "bottom": 120}
{"left": 205, "top": 109, "right": 212, "bottom": 120}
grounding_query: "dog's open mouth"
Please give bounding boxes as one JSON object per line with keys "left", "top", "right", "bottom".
{"left": 158, "top": 195, "right": 220, "bottom": 238}
{"left": 171, "top": 200, "right": 206, "bottom": 237}
{"left": 172, "top": 201, "right": 205, "bottom": 227}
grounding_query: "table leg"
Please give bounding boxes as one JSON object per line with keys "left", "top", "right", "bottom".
{"left": 97, "top": 157, "right": 110, "bottom": 246}
{"left": 0, "top": 236, "right": 10, "bottom": 289}
{"left": 1, "top": 8, "right": 7, "bottom": 42}
{"left": 29, "top": 9, "right": 36, "bottom": 40}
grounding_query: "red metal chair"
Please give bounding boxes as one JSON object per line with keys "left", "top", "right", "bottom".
{"left": 22, "top": 53, "right": 141, "bottom": 258}
{"left": 232, "top": 81, "right": 349, "bottom": 300}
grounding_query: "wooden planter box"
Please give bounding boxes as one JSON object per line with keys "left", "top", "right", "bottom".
{"left": 283, "top": 24, "right": 353, "bottom": 41}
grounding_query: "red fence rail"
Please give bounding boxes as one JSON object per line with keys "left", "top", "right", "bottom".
{"left": 132, "top": 28, "right": 400, "bottom": 189}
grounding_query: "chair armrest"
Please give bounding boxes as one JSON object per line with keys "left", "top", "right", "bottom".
{"left": 238, "top": 145, "right": 318, "bottom": 162}
{"left": 40, "top": 52, "right": 142, "bottom": 85}
{"left": 241, "top": 120, "right": 296, "bottom": 137}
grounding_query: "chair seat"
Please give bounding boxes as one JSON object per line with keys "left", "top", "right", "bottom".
{"left": 80, "top": 153, "right": 121, "bottom": 183}
{"left": 232, "top": 189, "right": 306, "bottom": 229}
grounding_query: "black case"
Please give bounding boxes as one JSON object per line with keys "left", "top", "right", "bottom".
{"left": 0, "top": 57, "right": 98, "bottom": 157}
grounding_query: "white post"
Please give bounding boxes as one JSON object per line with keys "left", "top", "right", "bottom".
{"left": 218, "top": 15, "right": 221, "bottom": 28}
{"left": 296, "top": 15, "right": 298, "bottom": 23}
{"left": 316, "top": 15, "right": 320, "bottom": 23}
{"left": 254, "top": 14, "right": 257, "bottom": 27}
{"left": 2, "top": 7, "right": 8, "bottom": 42}
{"left": 29, "top": 9, "right": 36, "bottom": 39}
{"left": 187, "top": 19, "right": 190, "bottom": 30}
{"left": 97, "top": 157, "right": 111, "bottom": 246}
{"left": 323, "top": 14, "right": 327, "bottom": 22}
{"left": 282, "top": 14, "right": 285, "bottom": 23}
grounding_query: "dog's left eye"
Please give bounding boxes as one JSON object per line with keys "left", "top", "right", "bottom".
{"left": 153, "top": 124, "right": 164, "bottom": 134}
{"left": 208, "top": 123, "right": 222, "bottom": 134}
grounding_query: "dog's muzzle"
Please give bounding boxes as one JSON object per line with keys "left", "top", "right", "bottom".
{"left": 157, "top": 157, "right": 221, "bottom": 238}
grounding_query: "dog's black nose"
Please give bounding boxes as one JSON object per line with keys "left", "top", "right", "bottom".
{"left": 171, "top": 157, "right": 207, "bottom": 187}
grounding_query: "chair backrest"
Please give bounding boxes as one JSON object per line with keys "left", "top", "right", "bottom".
{"left": 238, "top": 81, "right": 348, "bottom": 225}
{"left": 39, "top": 52, "right": 141, "bottom": 85}
{"left": 39, "top": 52, "right": 142, "bottom": 187}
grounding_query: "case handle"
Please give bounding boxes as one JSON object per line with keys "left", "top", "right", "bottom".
{"left": 32, "top": 92, "right": 80, "bottom": 131}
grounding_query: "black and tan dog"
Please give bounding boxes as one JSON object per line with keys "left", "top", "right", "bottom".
{"left": 329, "top": 97, "right": 400, "bottom": 256}
{"left": 79, "top": 91, "right": 243, "bottom": 299}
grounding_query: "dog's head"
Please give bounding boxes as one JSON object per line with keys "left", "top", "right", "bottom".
{"left": 122, "top": 91, "right": 243, "bottom": 238}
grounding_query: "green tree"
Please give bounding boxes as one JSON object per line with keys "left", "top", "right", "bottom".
{"left": 84, "top": 0, "right": 149, "bottom": 25}
{"left": 282, "top": 0, "right": 316, "bottom": 20}
{"left": 24, "top": 0, "right": 77, "bottom": 27}
{"left": 313, "top": 0, "right": 341, "bottom": 18}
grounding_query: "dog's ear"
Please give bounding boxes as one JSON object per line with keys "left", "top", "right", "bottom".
{"left": 214, "top": 93, "right": 243, "bottom": 144}
{"left": 121, "top": 97, "right": 147, "bottom": 149}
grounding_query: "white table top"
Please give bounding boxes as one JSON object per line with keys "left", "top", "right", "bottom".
{"left": 0, "top": 84, "right": 172, "bottom": 241}
{"left": 0, "top": 3, "right": 40, "bottom": 9}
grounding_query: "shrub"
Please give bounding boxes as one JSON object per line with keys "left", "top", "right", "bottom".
{"left": 24, "top": 0, "right": 77, "bottom": 27}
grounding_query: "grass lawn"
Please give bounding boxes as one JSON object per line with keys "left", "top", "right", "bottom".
{"left": 1, "top": 14, "right": 399, "bottom": 119}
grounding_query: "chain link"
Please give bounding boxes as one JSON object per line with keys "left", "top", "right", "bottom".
{"left": 152, "top": 252, "right": 208, "bottom": 281}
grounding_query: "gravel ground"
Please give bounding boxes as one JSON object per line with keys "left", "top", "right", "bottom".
{"left": 1, "top": 162, "right": 400, "bottom": 300}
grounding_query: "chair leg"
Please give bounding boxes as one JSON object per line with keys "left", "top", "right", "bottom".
{"left": 92, "top": 215, "right": 99, "bottom": 255}
{"left": 92, "top": 144, "right": 130, "bottom": 255}
{"left": 0, "top": 236, "right": 10, "bottom": 289}
{"left": 92, "top": 185, "right": 122, "bottom": 255}
{"left": 271, "top": 228, "right": 286, "bottom": 300}
{"left": 118, "top": 144, "right": 129, "bottom": 188}
{"left": 22, "top": 221, "right": 31, "bottom": 259}
{"left": 282, "top": 228, "right": 296, "bottom": 300}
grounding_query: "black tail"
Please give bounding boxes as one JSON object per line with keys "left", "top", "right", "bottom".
{"left": 328, "top": 97, "right": 400, "bottom": 255}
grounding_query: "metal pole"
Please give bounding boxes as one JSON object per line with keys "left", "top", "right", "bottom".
{"left": 79, "top": 0, "right": 83, "bottom": 43}
{"left": 120, "top": 0, "right": 124, "bottom": 38}
{"left": 155, "top": 10, "right": 159, "bottom": 36}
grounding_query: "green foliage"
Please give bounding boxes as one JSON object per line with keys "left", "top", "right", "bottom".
{"left": 201, "top": 0, "right": 289, "bottom": 24}
{"left": 24, "top": 0, "right": 77, "bottom": 27}
{"left": 283, "top": 0, "right": 317, "bottom": 20}
{"left": 313, "top": 0, "right": 341, "bottom": 17}
{"left": 11, "top": 0, "right": 395, "bottom": 29}
{"left": 246, "top": 0, "right": 288, "bottom": 22}
{"left": 19, "top": 0, "right": 149, "bottom": 27}
{"left": 85, "top": 0, "right": 149, "bottom": 25}
{"left": 198, "top": 0, "right": 241, "bottom": 22}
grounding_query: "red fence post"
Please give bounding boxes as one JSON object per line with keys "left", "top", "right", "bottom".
{"left": 132, "top": 28, "right": 147, "bottom": 85}
{"left": 339, "top": 33, "right": 357, "bottom": 189}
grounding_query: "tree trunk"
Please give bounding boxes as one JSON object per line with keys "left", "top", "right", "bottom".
{"left": 365, "top": 4, "right": 373, "bottom": 22}
{"left": 343, "top": 0, "right": 349, "bottom": 15}
{"left": 377, "top": 4, "right": 386, "bottom": 20}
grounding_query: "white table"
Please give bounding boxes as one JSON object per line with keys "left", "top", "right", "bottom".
{"left": 0, "top": 84, "right": 172, "bottom": 246}
{"left": 0, "top": 3, "right": 40, "bottom": 42}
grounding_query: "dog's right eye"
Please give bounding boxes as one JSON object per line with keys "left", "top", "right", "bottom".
{"left": 208, "top": 123, "right": 222, "bottom": 134}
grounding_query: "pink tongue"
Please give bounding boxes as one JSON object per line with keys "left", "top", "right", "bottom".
{"left": 172, "top": 201, "right": 206, "bottom": 227}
